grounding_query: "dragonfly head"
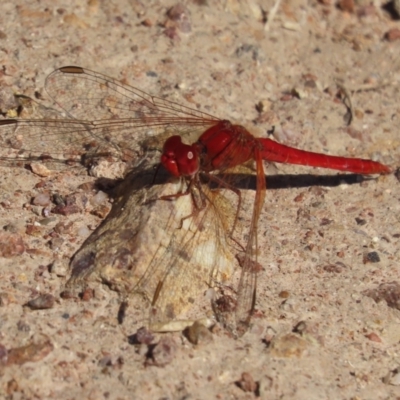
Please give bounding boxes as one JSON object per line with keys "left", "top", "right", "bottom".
{"left": 161, "top": 135, "right": 199, "bottom": 177}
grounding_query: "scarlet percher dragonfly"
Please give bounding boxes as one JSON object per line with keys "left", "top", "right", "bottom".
{"left": 0, "top": 66, "right": 391, "bottom": 336}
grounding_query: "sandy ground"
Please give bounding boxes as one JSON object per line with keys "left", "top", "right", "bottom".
{"left": 0, "top": 0, "right": 400, "bottom": 399}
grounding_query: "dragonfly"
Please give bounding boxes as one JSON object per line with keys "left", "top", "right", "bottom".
{"left": 0, "top": 66, "right": 391, "bottom": 336}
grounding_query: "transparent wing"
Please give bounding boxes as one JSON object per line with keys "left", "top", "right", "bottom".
{"left": 45, "top": 66, "right": 219, "bottom": 123}
{"left": 140, "top": 186, "right": 237, "bottom": 328}
{"left": 0, "top": 66, "right": 220, "bottom": 163}
{"left": 234, "top": 145, "right": 266, "bottom": 337}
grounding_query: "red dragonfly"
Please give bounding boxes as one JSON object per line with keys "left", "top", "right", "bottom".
{"left": 0, "top": 66, "right": 391, "bottom": 336}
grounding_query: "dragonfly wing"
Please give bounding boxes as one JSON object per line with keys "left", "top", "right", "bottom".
{"left": 46, "top": 66, "right": 220, "bottom": 127}
{"left": 234, "top": 145, "right": 266, "bottom": 337}
{"left": 0, "top": 67, "right": 221, "bottom": 165}
{"left": 0, "top": 118, "right": 119, "bottom": 160}
{"left": 141, "top": 185, "right": 237, "bottom": 329}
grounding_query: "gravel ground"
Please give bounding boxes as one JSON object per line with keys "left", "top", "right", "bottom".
{"left": 0, "top": 1, "right": 400, "bottom": 399}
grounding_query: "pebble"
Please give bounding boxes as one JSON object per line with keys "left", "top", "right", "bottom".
{"left": 48, "top": 237, "right": 64, "bottom": 251}
{"left": 338, "top": 0, "right": 355, "bottom": 12}
{"left": 32, "top": 193, "right": 52, "bottom": 207}
{"left": 50, "top": 258, "right": 69, "bottom": 277}
{"left": 30, "top": 163, "right": 52, "bottom": 177}
{"left": 385, "top": 28, "right": 400, "bottom": 42}
{"left": 269, "top": 333, "right": 309, "bottom": 358}
{"left": 0, "top": 232, "right": 25, "bottom": 257}
{"left": 89, "top": 160, "right": 127, "bottom": 179}
{"left": 26, "top": 294, "right": 55, "bottom": 310}
{"left": 146, "top": 336, "right": 178, "bottom": 367}
{"left": 236, "top": 372, "right": 258, "bottom": 394}
{"left": 91, "top": 204, "right": 111, "bottom": 219}
{"left": 128, "top": 326, "right": 155, "bottom": 345}
{"left": 6, "top": 337, "right": 54, "bottom": 366}
{"left": 184, "top": 321, "right": 213, "bottom": 345}
{"left": 363, "top": 251, "right": 380, "bottom": 263}
{"left": 38, "top": 217, "right": 57, "bottom": 226}
{"left": 77, "top": 225, "right": 91, "bottom": 237}
{"left": 363, "top": 281, "right": 400, "bottom": 310}
{"left": 384, "top": 367, "right": 400, "bottom": 385}
{"left": 89, "top": 190, "right": 108, "bottom": 206}
{"left": 0, "top": 292, "right": 12, "bottom": 307}
{"left": 3, "top": 222, "right": 25, "bottom": 234}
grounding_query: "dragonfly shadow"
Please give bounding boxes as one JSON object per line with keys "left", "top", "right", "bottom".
{"left": 209, "top": 172, "right": 374, "bottom": 192}
{"left": 265, "top": 173, "right": 372, "bottom": 190}
{"left": 93, "top": 169, "right": 379, "bottom": 205}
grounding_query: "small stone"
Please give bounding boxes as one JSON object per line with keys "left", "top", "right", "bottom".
{"left": 38, "top": 217, "right": 57, "bottom": 226}
{"left": 3, "top": 222, "right": 25, "bottom": 234}
{"left": 291, "top": 87, "right": 308, "bottom": 99}
{"left": 354, "top": 108, "right": 364, "bottom": 119}
{"left": 25, "top": 224, "right": 43, "bottom": 237}
{"left": 184, "top": 321, "right": 213, "bottom": 345}
{"left": 89, "top": 160, "right": 127, "bottom": 179}
{"left": 0, "top": 87, "right": 17, "bottom": 112}
{"left": 32, "top": 193, "right": 52, "bottom": 207}
{"left": 385, "top": 28, "right": 400, "bottom": 42}
{"left": 236, "top": 372, "right": 259, "bottom": 394}
{"left": 264, "top": 326, "right": 277, "bottom": 343}
{"left": 128, "top": 326, "right": 155, "bottom": 345}
{"left": 0, "top": 292, "right": 11, "bottom": 307}
{"left": 81, "top": 288, "right": 94, "bottom": 301}
{"left": 63, "top": 13, "right": 88, "bottom": 29}
{"left": 6, "top": 337, "right": 53, "bottom": 365}
{"left": 355, "top": 217, "right": 367, "bottom": 226}
{"left": 338, "top": 0, "right": 354, "bottom": 12}
{"left": 48, "top": 237, "right": 64, "bottom": 251}
{"left": 90, "top": 190, "right": 108, "bottom": 206}
{"left": 91, "top": 204, "right": 111, "bottom": 219}
{"left": 17, "top": 320, "right": 30, "bottom": 332}
{"left": 78, "top": 181, "right": 96, "bottom": 191}
{"left": 141, "top": 18, "right": 153, "bottom": 27}
{"left": 363, "top": 251, "right": 380, "bottom": 263}
{"left": 30, "top": 163, "right": 52, "bottom": 177}
{"left": 384, "top": 367, "right": 400, "bottom": 385}
{"left": 50, "top": 258, "right": 69, "bottom": 277}
{"left": 26, "top": 294, "right": 55, "bottom": 310}
{"left": 255, "top": 99, "right": 272, "bottom": 113}
{"left": 60, "top": 290, "right": 76, "bottom": 299}
{"left": 53, "top": 221, "right": 73, "bottom": 235}
{"left": 117, "top": 301, "right": 128, "bottom": 324}
{"left": 52, "top": 194, "right": 81, "bottom": 217}
{"left": 258, "top": 376, "right": 273, "bottom": 396}
{"left": 364, "top": 332, "right": 382, "bottom": 343}
{"left": 77, "top": 225, "right": 91, "bottom": 237}
{"left": 166, "top": 3, "right": 191, "bottom": 33}
{"left": 323, "top": 264, "right": 344, "bottom": 273}
{"left": 6, "top": 378, "right": 18, "bottom": 395}
{"left": 269, "top": 333, "right": 309, "bottom": 358}
{"left": 0, "top": 232, "right": 25, "bottom": 257}
{"left": 279, "top": 297, "right": 298, "bottom": 312}
{"left": 146, "top": 336, "right": 178, "bottom": 367}
{"left": 278, "top": 290, "right": 290, "bottom": 299}
{"left": 363, "top": 281, "right": 400, "bottom": 310}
